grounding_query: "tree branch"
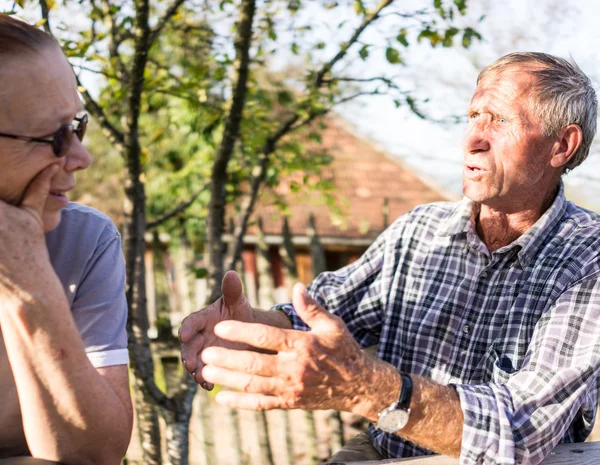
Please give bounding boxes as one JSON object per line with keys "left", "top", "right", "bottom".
{"left": 76, "top": 76, "right": 127, "bottom": 151}
{"left": 149, "top": 0, "right": 187, "bottom": 46}
{"left": 38, "top": 0, "right": 52, "bottom": 34}
{"left": 147, "top": 183, "right": 210, "bottom": 230}
{"left": 312, "top": 0, "right": 395, "bottom": 87}
{"left": 100, "top": 0, "right": 131, "bottom": 82}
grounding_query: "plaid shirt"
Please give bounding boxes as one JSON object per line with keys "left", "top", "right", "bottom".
{"left": 277, "top": 183, "right": 600, "bottom": 465}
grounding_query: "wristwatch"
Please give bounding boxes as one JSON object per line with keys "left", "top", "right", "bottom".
{"left": 376, "top": 373, "right": 413, "bottom": 433}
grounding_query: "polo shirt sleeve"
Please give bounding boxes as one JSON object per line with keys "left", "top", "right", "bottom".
{"left": 453, "top": 276, "right": 600, "bottom": 465}
{"left": 273, "top": 224, "right": 390, "bottom": 348}
{"left": 71, "top": 230, "right": 129, "bottom": 368}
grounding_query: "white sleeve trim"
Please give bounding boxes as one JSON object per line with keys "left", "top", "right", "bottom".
{"left": 86, "top": 349, "right": 130, "bottom": 368}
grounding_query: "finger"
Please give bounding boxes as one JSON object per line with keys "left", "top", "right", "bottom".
{"left": 192, "top": 353, "right": 214, "bottom": 391}
{"left": 180, "top": 333, "right": 205, "bottom": 373}
{"left": 202, "top": 365, "right": 279, "bottom": 395}
{"left": 215, "top": 391, "right": 283, "bottom": 411}
{"left": 20, "top": 164, "right": 59, "bottom": 216}
{"left": 222, "top": 270, "right": 248, "bottom": 309}
{"left": 179, "top": 306, "right": 215, "bottom": 343}
{"left": 214, "top": 321, "right": 291, "bottom": 352}
{"left": 201, "top": 347, "right": 278, "bottom": 377}
{"left": 292, "top": 283, "right": 340, "bottom": 331}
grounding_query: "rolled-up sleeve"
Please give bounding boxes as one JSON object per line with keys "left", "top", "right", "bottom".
{"left": 455, "top": 276, "right": 600, "bottom": 465}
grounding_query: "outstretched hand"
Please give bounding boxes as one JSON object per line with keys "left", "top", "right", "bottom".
{"left": 180, "top": 271, "right": 255, "bottom": 390}
{"left": 199, "top": 282, "right": 398, "bottom": 417}
{"left": 0, "top": 164, "right": 60, "bottom": 311}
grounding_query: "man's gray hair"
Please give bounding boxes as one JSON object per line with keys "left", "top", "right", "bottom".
{"left": 478, "top": 52, "right": 597, "bottom": 173}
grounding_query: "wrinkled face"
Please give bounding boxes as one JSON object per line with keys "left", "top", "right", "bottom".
{"left": 462, "top": 68, "right": 558, "bottom": 211}
{"left": 0, "top": 45, "right": 92, "bottom": 232}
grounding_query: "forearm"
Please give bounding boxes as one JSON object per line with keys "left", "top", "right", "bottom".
{"left": 1, "top": 295, "right": 131, "bottom": 465}
{"left": 353, "top": 359, "right": 463, "bottom": 457}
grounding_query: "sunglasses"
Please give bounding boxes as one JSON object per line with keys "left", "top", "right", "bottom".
{"left": 0, "top": 113, "right": 88, "bottom": 157}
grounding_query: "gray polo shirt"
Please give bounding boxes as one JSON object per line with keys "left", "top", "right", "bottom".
{"left": 46, "top": 202, "right": 129, "bottom": 367}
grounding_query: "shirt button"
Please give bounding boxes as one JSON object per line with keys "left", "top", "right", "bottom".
{"left": 463, "top": 325, "right": 471, "bottom": 334}
{"left": 481, "top": 270, "right": 488, "bottom": 278}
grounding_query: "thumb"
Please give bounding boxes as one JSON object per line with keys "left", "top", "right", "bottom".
{"left": 221, "top": 270, "right": 248, "bottom": 309}
{"left": 20, "top": 164, "right": 59, "bottom": 215}
{"left": 292, "top": 283, "right": 338, "bottom": 331}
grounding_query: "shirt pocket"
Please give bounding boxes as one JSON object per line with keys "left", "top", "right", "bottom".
{"left": 483, "top": 346, "right": 519, "bottom": 384}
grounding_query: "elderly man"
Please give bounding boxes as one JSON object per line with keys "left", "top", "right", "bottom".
{"left": 0, "top": 15, "right": 132, "bottom": 464}
{"left": 181, "top": 52, "right": 600, "bottom": 464}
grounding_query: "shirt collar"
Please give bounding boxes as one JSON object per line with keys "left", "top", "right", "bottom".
{"left": 437, "top": 182, "right": 567, "bottom": 267}
{"left": 510, "top": 182, "right": 567, "bottom": 268}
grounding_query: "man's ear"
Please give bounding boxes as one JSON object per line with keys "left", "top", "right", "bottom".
{"left": 550, "top": 124, "right": 583, "bottom": 169}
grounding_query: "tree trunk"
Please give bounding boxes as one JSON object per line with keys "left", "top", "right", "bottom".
{"left": 304, "top": 410, "right": 320, "bottom": 465}
{"left": 195, "top": 388, "right": 216, "bottom": 465}
{"left": 205, "top": 0, "right": 256, "bottom": 302}
{"left": 282, "top": 410, "right": 295, "bottom": 465}
{"left": 256, "top": 217, "right": 275, "bottom": 309}
{"left": 132, "top": 385, "right": 162, "bottom": 465}
{"left": 308, "top": 213, "right": 326, "bottom": 276}
{"left": 164, "top": 411, "right": 191, "bottom": 465}
{"left": 329, "top": 410, "right": 345, "bottom": 456}
{"left": 228, "top": 408, "right": 245, "bottom": 465}
{"left": 256, "top": 411, "right": 275, "bottom": 465}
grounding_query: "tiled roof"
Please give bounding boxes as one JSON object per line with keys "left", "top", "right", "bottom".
{"left": 237, "top": 117, "right": 454, "bottom": 241}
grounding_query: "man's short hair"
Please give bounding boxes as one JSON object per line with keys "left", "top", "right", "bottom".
{"left": 478, "top": 52, "right": 597, "bottom": 173}
{"left": 0, "top": 13, "right": 57, "bottom": 59}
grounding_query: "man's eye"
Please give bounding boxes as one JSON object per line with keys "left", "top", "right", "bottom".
{"left": 469, "top": 113, "right": 479, "bottom": 120}
{"left": 498, "top": 117, "right": 508, "bottom": 124}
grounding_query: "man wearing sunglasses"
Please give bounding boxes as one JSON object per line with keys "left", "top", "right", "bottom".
{"left": 0, "top": 14, "right": 132, "bottom": 465}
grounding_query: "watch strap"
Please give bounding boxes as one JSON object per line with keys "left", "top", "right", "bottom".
{"left": 397, "top": 373, "right": 413, "bottom": 410}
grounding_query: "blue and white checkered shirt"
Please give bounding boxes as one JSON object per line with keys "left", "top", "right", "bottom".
{"left": 276, "top": 183, "right": 600, "bottom": 465}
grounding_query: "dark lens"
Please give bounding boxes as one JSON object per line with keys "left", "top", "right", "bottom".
{"left": 53, "top": 125, "right": 73, "bottom": 157}
{"left": 75, "top": 114, "right": 88, "bottom": 142}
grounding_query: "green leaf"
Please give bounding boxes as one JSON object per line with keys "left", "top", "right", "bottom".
{"left": 277, "top": 90, "right": 293, "bottom": 106}
{"left": 358, "top": 44, "right": 369, "bottom": 60}
{"left": 385, "top": 47, "right": 402, "bottom": 64}
{"left": 396, "top": 29, "right": 409, "bottom": 47}
{"left": 454, "top": 0, "right": 467, "bottom": 15}
{"left": 291, "top": 42, "right": 299, "bottom": 55}
{"left": 353, "top": 0, "right": 366, "bottom": 15}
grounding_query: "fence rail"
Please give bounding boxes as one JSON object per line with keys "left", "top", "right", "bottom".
{"left": 325, "top": 441, "right": 600, "bottom": 465}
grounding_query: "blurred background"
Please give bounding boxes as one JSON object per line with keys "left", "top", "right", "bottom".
{"left": 4, "top": 0, "right": 600, "bottom": 464}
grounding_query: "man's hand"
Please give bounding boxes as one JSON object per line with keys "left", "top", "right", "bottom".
{"left": 180, "top": 271, "right": 255, "bottom": 390}
{"left": 199, "top": 283, "right": 401, "bottom": 418}
{"left": 0, "top": 164, "right": 60, "bottom": 312}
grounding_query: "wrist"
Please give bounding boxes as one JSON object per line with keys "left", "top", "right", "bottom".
{"left": 350, "top": 357, "right": 402, "bottom": 422}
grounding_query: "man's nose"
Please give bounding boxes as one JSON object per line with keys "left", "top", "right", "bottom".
{"left": 63, "top": 137, "right": 93, "bottom": 172}
{"left": 462, "top": 123, "right": 491, "bottom": 154}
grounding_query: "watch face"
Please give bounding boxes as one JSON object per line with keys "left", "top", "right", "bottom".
{"left": 377, "top": 409, "right": 410, "bottom": 433}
